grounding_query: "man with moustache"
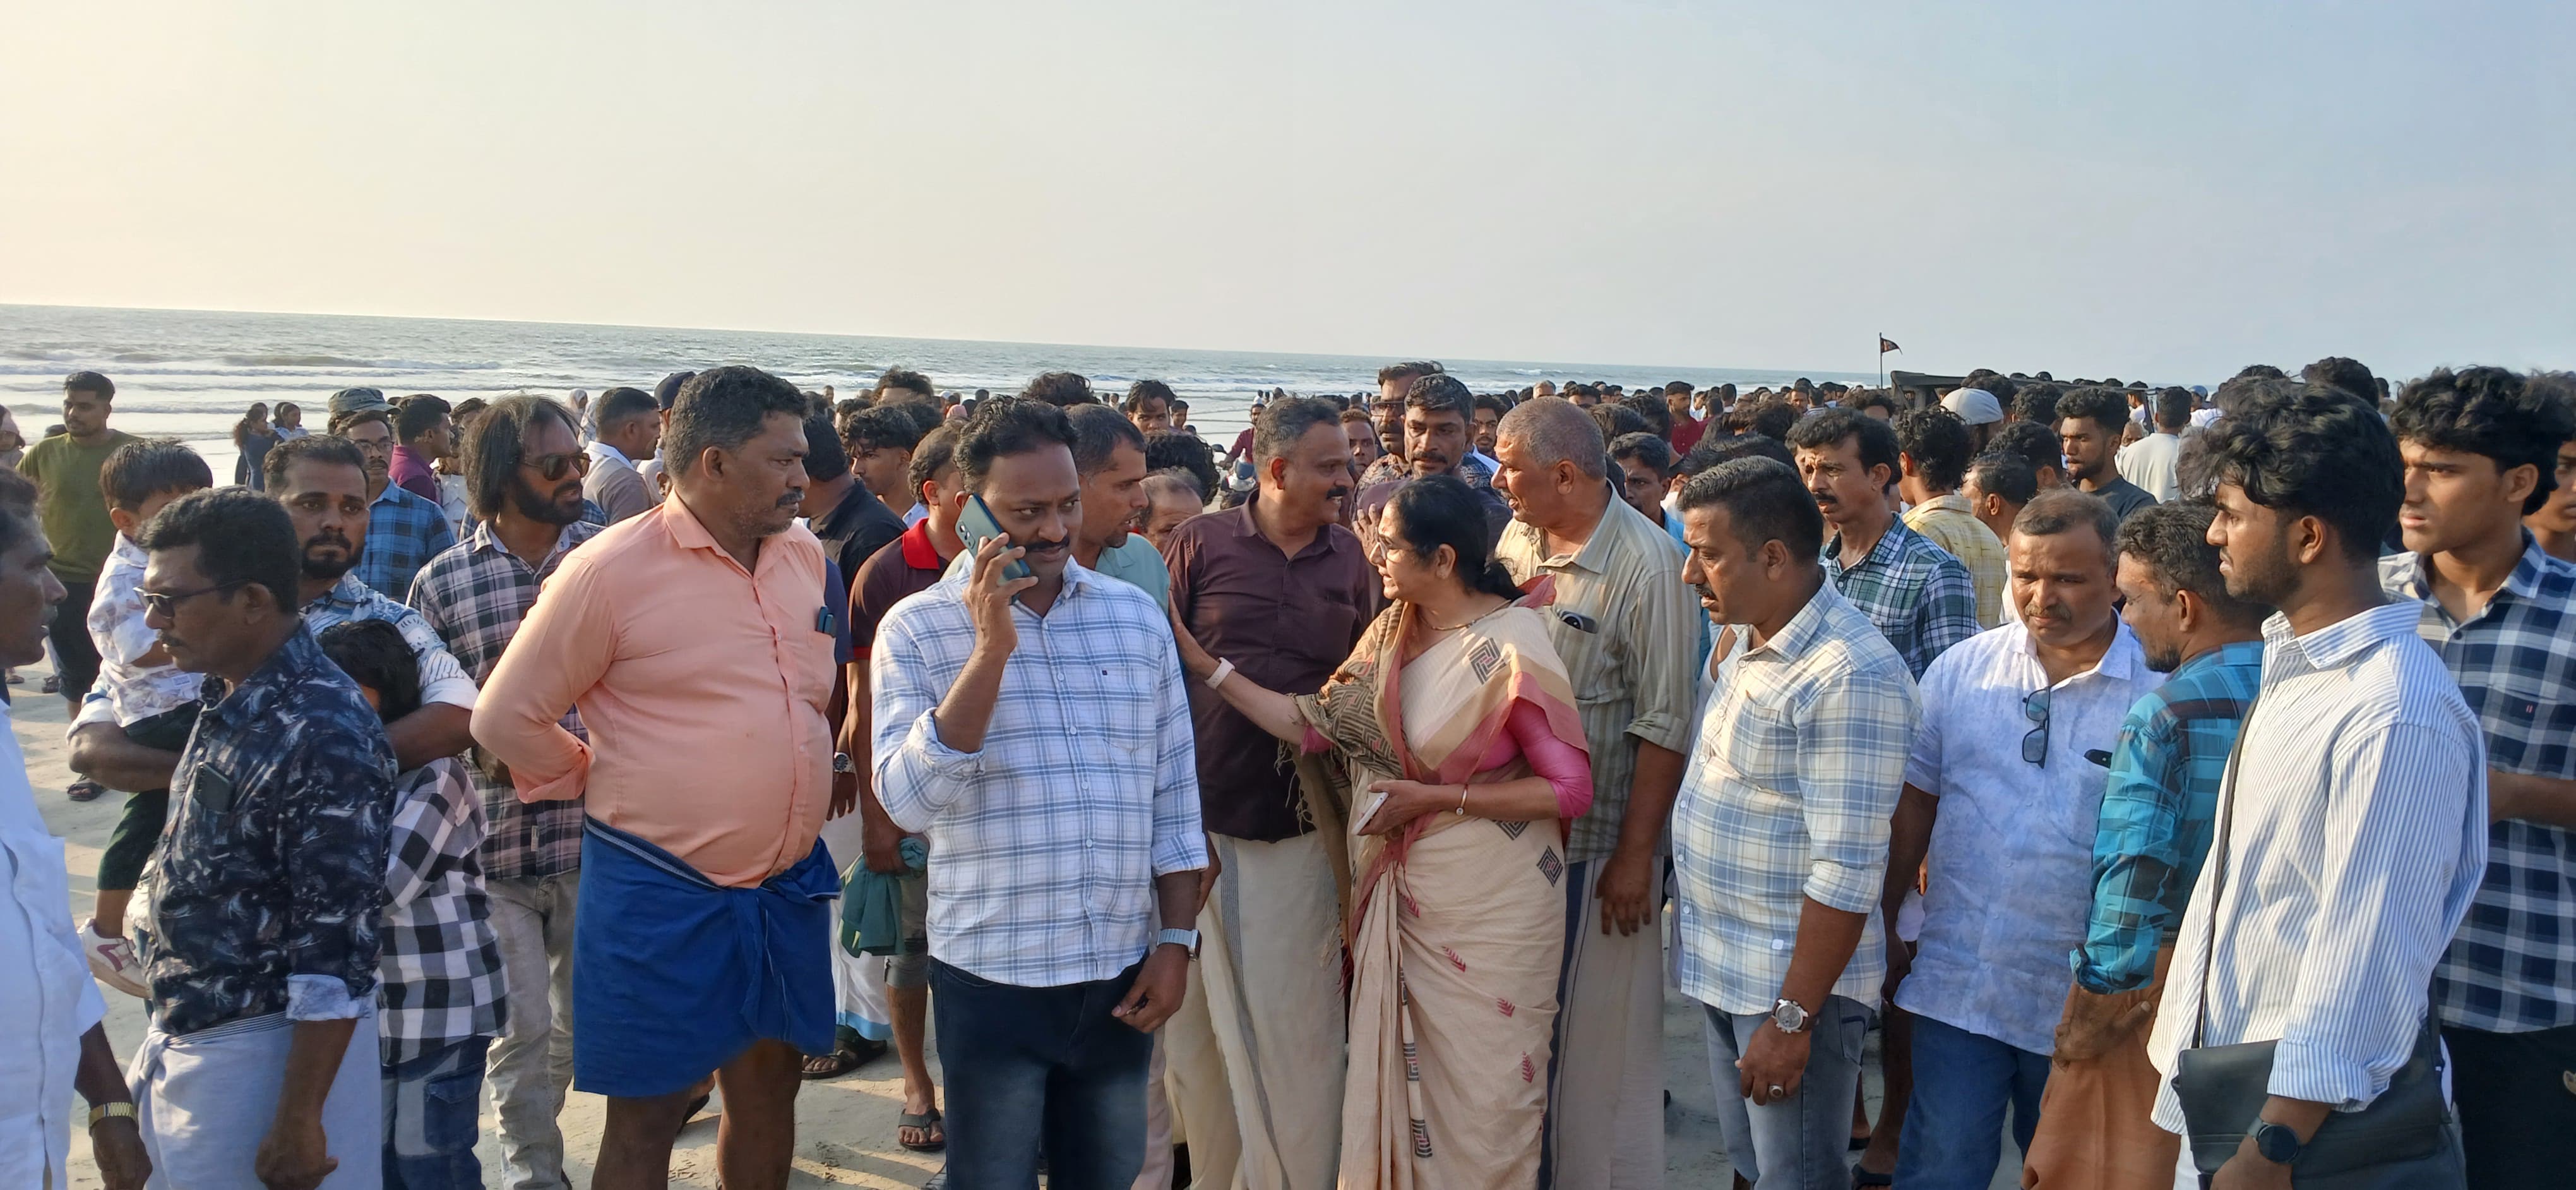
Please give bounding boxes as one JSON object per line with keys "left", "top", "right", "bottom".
{"left": 474, "top": 368, "right": 840, "bottom": 1190}
{"left": 1669, "top": 457, "right": 1921, "bottom": 1189}
{"left": 1883, "top": 491, "right": 2163, "bottom": 1190}
{"left": 1356, "top": 373, "right": 1513, "bottom": 553}
{"left": 2148, "top": 383, "right": 2484, "bottom": 1189}
{"left": 263, "top": 435, "right": 479, "bottom": 768}
{"left": 1161, "top": 396, "right": 1376, "bottom": 1189}
{"left": 326, "top": 388, "right": 457, "bottom": 602}
{"left": 2019, "top": 501, "right": 2265, "bottom": 1190}
{"left": 2380, "top": 368, "right": 2576, "bottom": 1186}
{"left": 407, "top": 395, "right": 602, "bottom": 1190}
{"left": 1789, "top": 410, "right": 1979, "bottom": 680}
{"left": 873, "top": 399, "right": 1208, "bottom": 1187}
{"left": 127, "top": 488, "right": 393, "bottom": 1190}
{"left": 1489, "top": 397, "right": 1698, "bottom": 1190}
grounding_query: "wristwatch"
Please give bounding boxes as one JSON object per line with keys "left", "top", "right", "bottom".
{"left": 88, "top": 1102, "right": 136, "bottom": 1127}
{"left": 1157, "top": 927, "right": 1200, "bottom": 951}
{"left": 832, "top": 751, "right": 856, "bottom": 775}
{"left": 2250, "top": 1119, "right": 2304, "bottom": 1164}
{"left": 1768, "top": 997, "right": 1812, "bottom": 1035}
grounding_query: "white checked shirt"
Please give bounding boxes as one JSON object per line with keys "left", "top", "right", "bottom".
{"left": 2149, "top": 603, "right": 2487, "bottom": 1130}
{"left": 1673, "top": 582, "right": 1921, "bottom": 1016}
{"left": 1897, "top": 620, "right": 2163, "bottom": 1056}
{"left": 871, "top": 560, "right": 1208, "bottom": 988}
{"left": 378, "top": 757, "right": 506, "bottom": 1063}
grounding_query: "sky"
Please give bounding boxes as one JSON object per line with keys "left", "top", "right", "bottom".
{"left": 4, "top": 1, "right": 2570, "bottom": 383}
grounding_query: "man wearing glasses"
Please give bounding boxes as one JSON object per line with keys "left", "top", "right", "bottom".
{"left": 1879, "top": 488, "right": 2162, "bottom": 1190}
{"left": 408, "top": 394, "right": 601, "bottom": 1190}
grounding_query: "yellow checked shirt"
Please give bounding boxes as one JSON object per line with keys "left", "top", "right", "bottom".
{"left": 1903, "top": 494, "right": 2009, "bottom": 630}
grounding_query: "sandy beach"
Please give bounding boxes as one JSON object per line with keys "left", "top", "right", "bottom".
{"left": 26, "top": 661, "right": 2018, "bottom": 1189}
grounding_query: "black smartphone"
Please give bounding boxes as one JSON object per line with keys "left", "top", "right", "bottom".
{"left": 958, "top": 495, "right": 1034, "bottom": 584}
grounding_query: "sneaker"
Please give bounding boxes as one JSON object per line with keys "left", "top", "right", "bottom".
{"left": 79, "top": 918, "right": 149, "bottom": 997}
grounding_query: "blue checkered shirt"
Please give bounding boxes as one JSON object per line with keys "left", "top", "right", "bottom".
{"left": 2385, "top": 538, "right": 2576, "bottom": 1033}
{"left": 355, "top": 482, "right": 456, "bottom": 603}
{"left": 2072, "top": 640, "right": 2263, "bottom": 994}
{"left": 871, "top": 560, "right": 1208, "bottom": 987}
{"left": 1673, "top": 582, "right": 1921, "bottom": 1014}
{"left": 1823, "top": 518, "right": 1979, "bottom": 680}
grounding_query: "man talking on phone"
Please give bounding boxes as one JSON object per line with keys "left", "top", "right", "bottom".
{"left": 873, "top": 398, "right": 1209, "bottom": 1189}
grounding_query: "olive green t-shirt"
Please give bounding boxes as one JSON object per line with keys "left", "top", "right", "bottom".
{"left": 19, "top": 430, "right": 140, "bottom": 583}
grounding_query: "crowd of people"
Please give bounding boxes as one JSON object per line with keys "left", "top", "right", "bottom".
{"left": 3, "top": 351, "right": 2572, "bottom": 1190}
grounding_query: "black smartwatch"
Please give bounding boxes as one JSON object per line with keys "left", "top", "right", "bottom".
{"left": 2250, "top": 1119, "right": 2303, "bottom": 1164}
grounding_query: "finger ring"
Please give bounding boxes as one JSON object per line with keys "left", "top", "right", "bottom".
{"left": 1767, "top": 1085, "right": 1786, "bottom": 1098}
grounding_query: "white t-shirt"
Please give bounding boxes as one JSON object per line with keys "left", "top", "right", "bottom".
{"left": 2118, "top": 432, "right": 2184, "bottom": 502}
{"left": 0, "top": 706, "right": 108, "bottom": 1189}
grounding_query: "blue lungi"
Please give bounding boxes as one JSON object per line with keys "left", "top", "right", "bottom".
{"left": 573, "top": 817, "right": 838, "bottom": 1098}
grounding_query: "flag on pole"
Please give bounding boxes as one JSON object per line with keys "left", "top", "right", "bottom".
{"left": 1878, "top": 336, "right": 1901, "bottom": 354}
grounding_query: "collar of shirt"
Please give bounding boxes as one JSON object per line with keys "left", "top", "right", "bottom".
{"left": 200, "top": 623, "right": 337, "bottom": 733}
{"left": 2383, "top": 532, "right": 2554, "bottom": 611}
{"left": 463, "top": 517, "right": 587, "bottom": 572}
{"left": 898, "top": 518, "right": 943, "bottom": 570}
{"left": 1740, "top": 578, "right": 1844, "bottom": 665}
{"left": 304, "top": 573, "right": 379, "bottom": 618}
{"left": 1827, "top": 515, "right": 1916, "bottom": 575}
{"left": 585, "top": 439, "right": 633, "bottom": 469}
{"left": 663, "top": 491, "right": 801, "bottom": 580}
{"left": 1911, "top": 492, "right": 1974, "bottom": 519}
{"left": 2263, "top": 600, "right": 2428, "bottom": 675}
{"left": 1502, "top": 485, "right": 1633, "bottom": 575}
{"left": 2015, "top": 618, "right": 2151, "bottom": 688}
{"left": 1221, "top": 493, "right": 1352, "bottom": 562}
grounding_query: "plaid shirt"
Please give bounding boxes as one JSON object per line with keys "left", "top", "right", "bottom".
{"left": 2385, "top": 538, "right": 2576, "bottom": 1032}
{"left": 408, "top": 520, "right": 602, "bottom": 881}
{"left": 379, "top": 756, "right": 508, "bottom": 1062}
{"left": 872, "top": 559, "right": 1208, "bottom": 987}
{"left": 355, "top": 481, "right": 456, "bottom": 603}
{"left": 1357, "top": 452, "right": 1495, "bottom": 491}
{"left": 2072, "top": 639, "right": 2263, "bottom": 994}
{"left": 1823, "top": 517, "right": 1979, "bottom": 680}
{"left": 1673, "top": 582, "right": 1921, "bottom": 1014}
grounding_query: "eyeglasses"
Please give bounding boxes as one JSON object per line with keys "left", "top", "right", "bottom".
{"left": 522, "top": 451, "right": 591, "bottom": 482}
{"left": 2021, "top": 686, "right": 2052, "bottom": 766}
{"left": 141, "top": 580, "right": 246, "bottom": 618}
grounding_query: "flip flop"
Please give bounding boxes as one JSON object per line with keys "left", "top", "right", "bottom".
{"left": 801, "top": 1037, "right": 888, "bottom": 1079}
{"left": 1851, "top": 1166, "right": 1893, "bottom": 1188}
{"left": 898, "top": 1107, "right": 946, "bottom": 1152}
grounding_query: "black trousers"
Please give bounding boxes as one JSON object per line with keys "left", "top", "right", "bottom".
{"left": 92, "top": 704, "right": 199, "bottom": 891}
{"left": 47, "top": 577, "right": 100, "bottom": 703}
{"left": 2443, "top": 1021, "right": 2576, "bottom": 1185}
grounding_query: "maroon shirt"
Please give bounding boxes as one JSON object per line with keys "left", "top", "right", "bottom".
{"left": 852, "top": 519, "right": 949, "bottom": 652}
{"left": 1166, "top": 496, "right": 1380, "bottom": 841}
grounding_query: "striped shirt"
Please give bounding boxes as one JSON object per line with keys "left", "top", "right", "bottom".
{"left": 871, "top": 560, "right": 1208, "bottom": 987}
{"left": 2148, "top": 603, "right": 2488, "bottom": 1129}
{"left": 2073, "top": 640, "right": 2263, "bottom": 995}
{"left": 408, "top": 521, "right": 602, "bottom": 881}
{"left": 2383, "top": 538, "right": 2576, "bottom": 1033}
{"left": 1673, "top": 581, "right": 1921, "bottom": 1014}
{"left": 1823, "top": 517, "right": 1980, "bottom": 680}
{"left": 1496, "top": 496, "right": 1702, "bottom": 863}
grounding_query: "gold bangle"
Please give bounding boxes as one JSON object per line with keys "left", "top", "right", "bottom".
{"left": 88, "top": 1102, "right": 136, "bottom": 1127}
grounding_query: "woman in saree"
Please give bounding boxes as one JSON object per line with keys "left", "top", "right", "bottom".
{"left": 1174, "top": 474, "right": 1594, "bottom": 1188}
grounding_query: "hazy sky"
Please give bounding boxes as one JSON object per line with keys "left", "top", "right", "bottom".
{"left": 6, "top": 2, "right": 2568, "bottom": 382}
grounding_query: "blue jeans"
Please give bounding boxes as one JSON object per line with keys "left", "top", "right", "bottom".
{"left": 1894, "top": 1013, "right": 2050, "bottom": 1190}
{"left": 382, "top": 1035, "right": 491, "bottom": 1190}
{"left": 931, "top": 958, "right": 1152, "bottom": 1189}
{"left": 1701, "top": 995, "right": 1874, "bottom": 1189}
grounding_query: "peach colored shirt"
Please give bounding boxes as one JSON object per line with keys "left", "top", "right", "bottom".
{"left": 471, "top": 498, "right": 836, "bottom": 887}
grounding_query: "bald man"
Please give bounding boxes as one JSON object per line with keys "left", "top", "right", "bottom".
{"left": 1489, "top": 398, "right": 1698, "bottom": 1190}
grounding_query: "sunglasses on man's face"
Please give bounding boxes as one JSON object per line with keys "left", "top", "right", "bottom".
{"left": 141, "top": 580, "right": 246, "bottom": 619}
{"left": 522, "top": 451, "right": 591, "bottom": 483}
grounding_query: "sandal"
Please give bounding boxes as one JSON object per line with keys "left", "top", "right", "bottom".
{"left": 1851, "top": 1166, "right": 1893, "bottom": 1188}
{"left": 898, "top": 1107, "right": 946, "bottom": 1152}
{"left": 801, "top": 1037, "right": 887, "bottom": 1079}
{"left": 66, "top": 779, "right": 104, "bottom": 803}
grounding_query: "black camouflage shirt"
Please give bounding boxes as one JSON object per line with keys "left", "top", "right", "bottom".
{"left": 136, "top": 623, "right": 399, "bottom": 1037}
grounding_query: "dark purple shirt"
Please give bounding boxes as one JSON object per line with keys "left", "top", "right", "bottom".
{"left": 1166, "top": 497, "right": 1380, "bottom": 841}
{"left": 388, "top": 445, "right": 442, "bottom": 505}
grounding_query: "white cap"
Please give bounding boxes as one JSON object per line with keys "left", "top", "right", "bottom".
{"left": 1941, "top": 387, "right": 2005, "bottom": 426}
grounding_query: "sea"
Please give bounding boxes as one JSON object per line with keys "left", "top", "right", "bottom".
{"left": 0, "top": 303, "right": 1866, "bottom": 481}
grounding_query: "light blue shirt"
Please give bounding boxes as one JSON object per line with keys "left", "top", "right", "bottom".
{"left": 1895, "top": 620, "right": 2162, "bottom": 1055}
